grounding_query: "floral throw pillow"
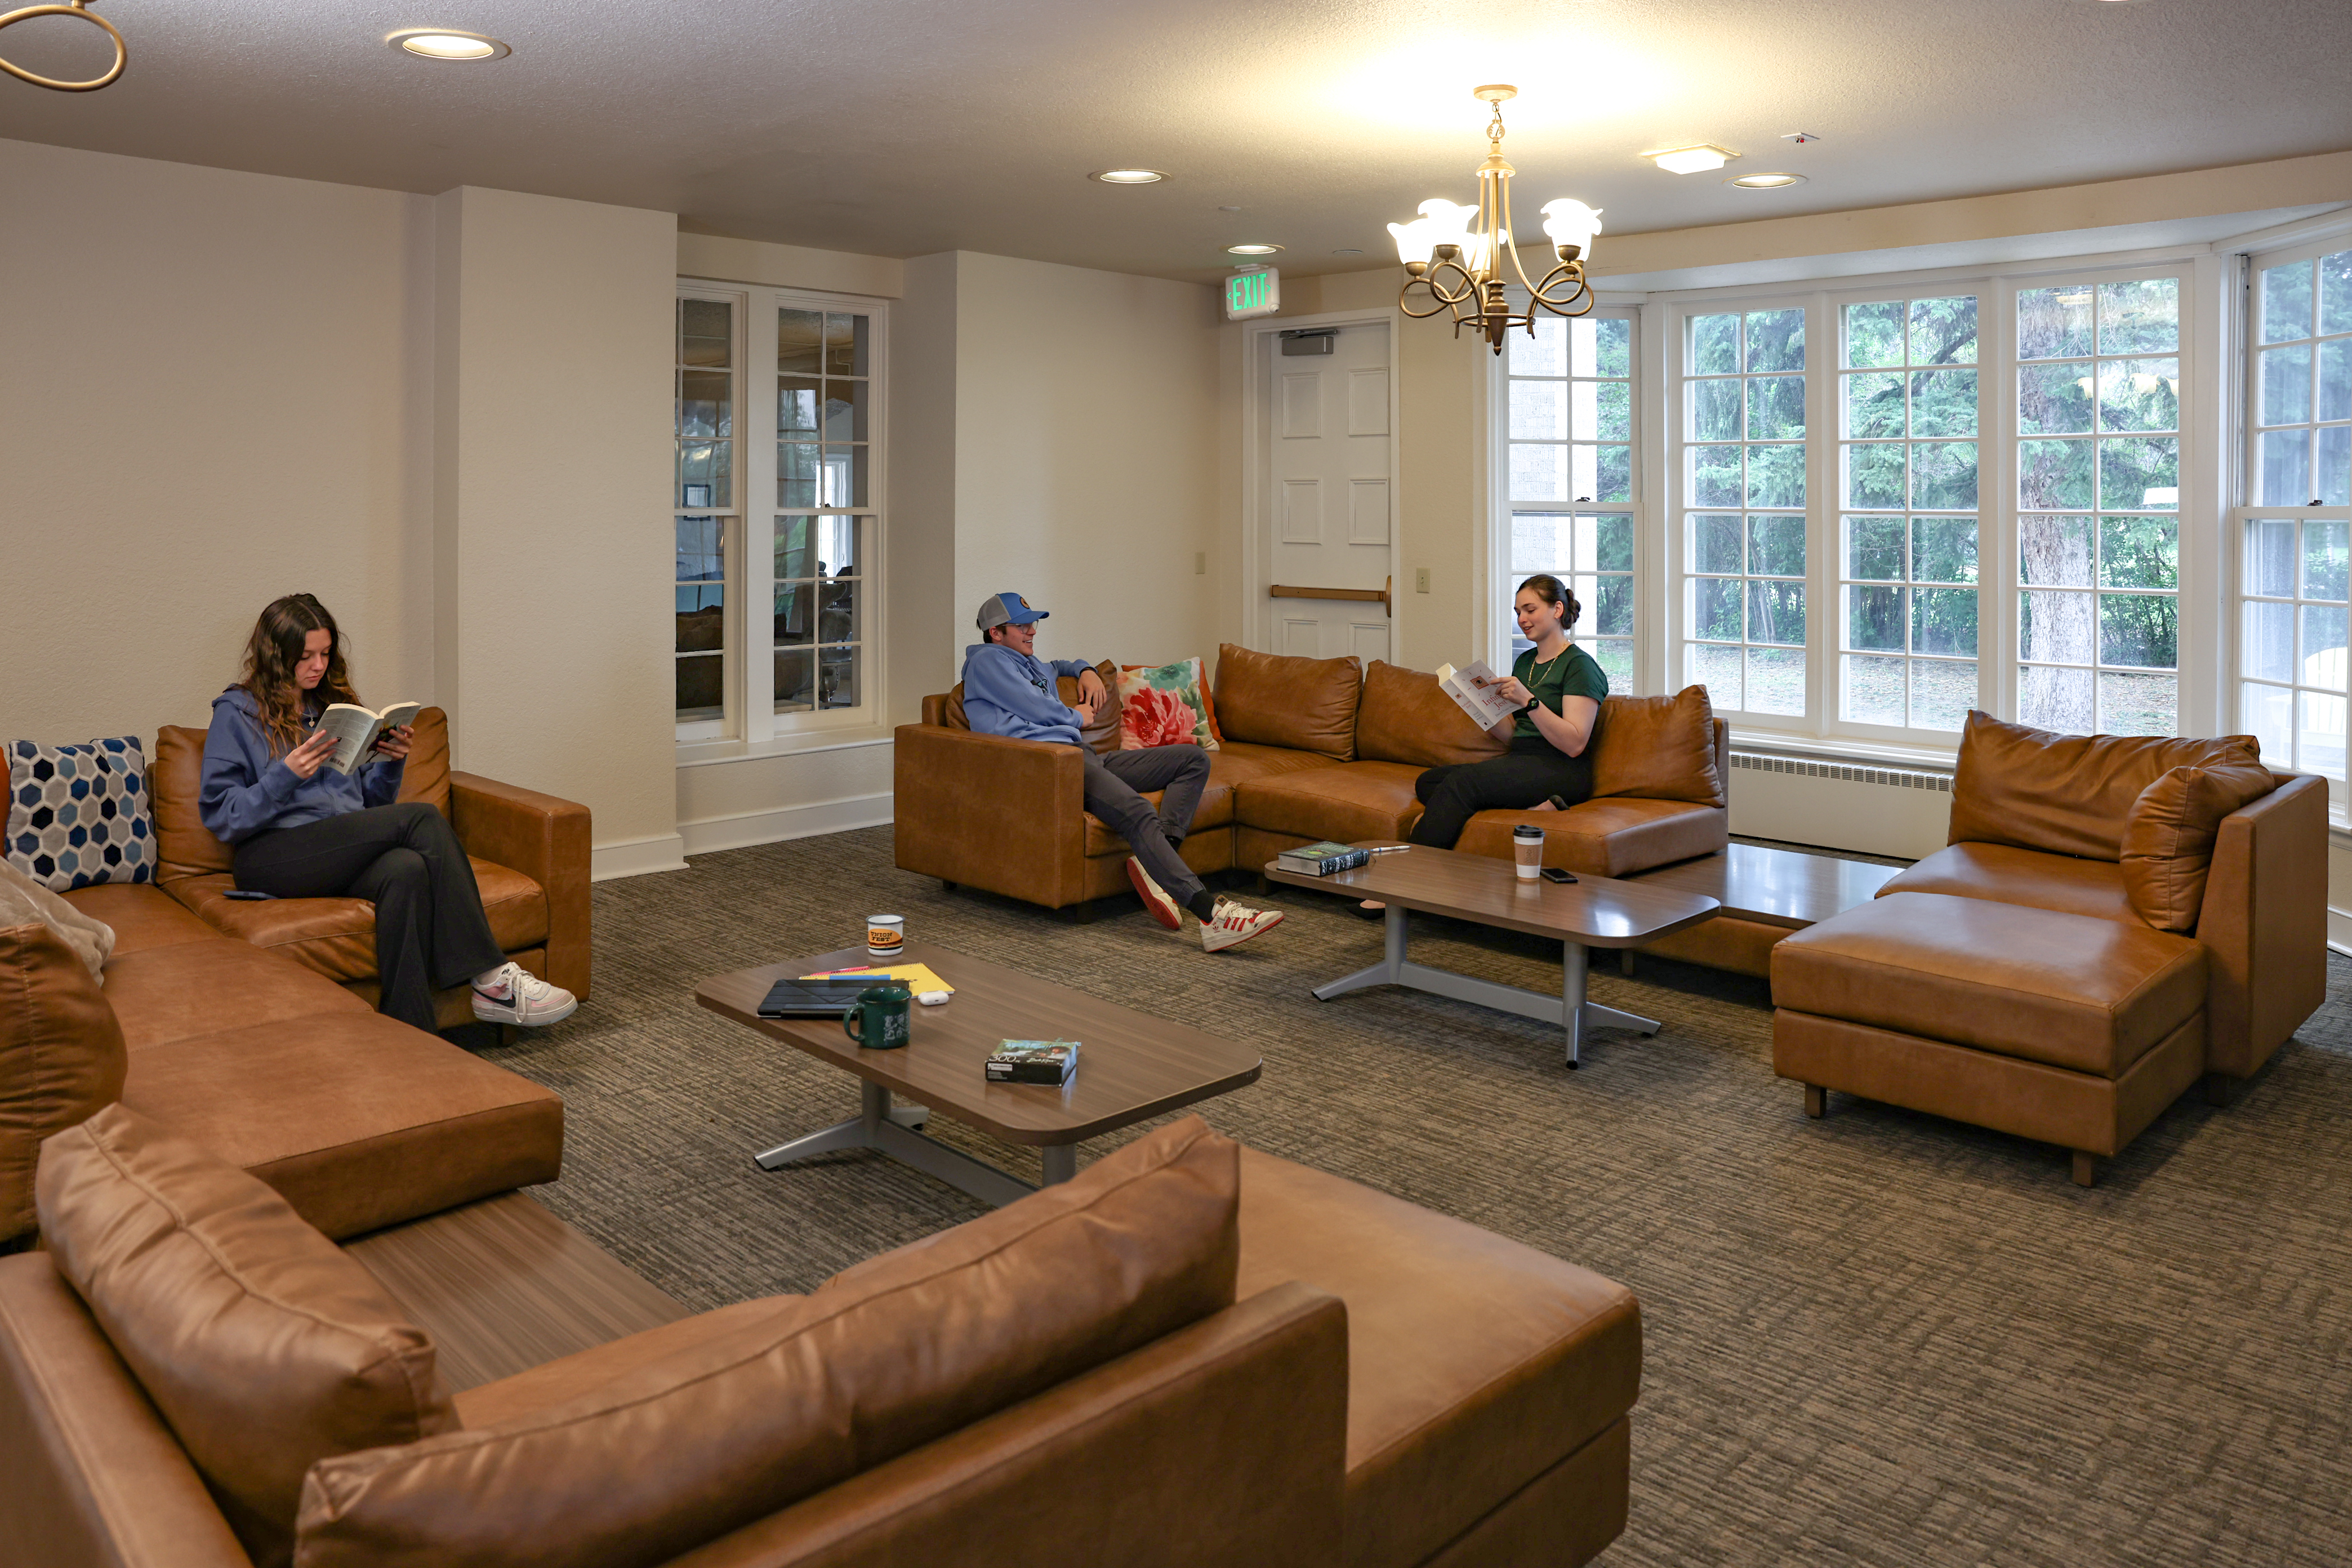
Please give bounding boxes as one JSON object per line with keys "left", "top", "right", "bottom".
{"left": 1116, "top": 660, "right": 1222, "bottom": 751}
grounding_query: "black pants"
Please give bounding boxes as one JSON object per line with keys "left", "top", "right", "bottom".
{"left": 232, "top": 803, "right": 506, "bottom": 1034}
{"left": 1080, "top": 745, "right": 1212, "bottom": 905}
{"left": 1409, "top": 736, "right": 1594, "bottom": 850}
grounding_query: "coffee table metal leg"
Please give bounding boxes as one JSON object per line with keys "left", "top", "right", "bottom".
{"left": 1562, "top": 941, "right": 1585, "bottom": 1067}
{"left": 1040, "top": 1145, "right": 1078, "bottom": 1184}
{"left": 1312, "top": 905, "right": 1409, "bottom": 1001}
{"left": 753, "top": 1080, "right": 1036, "bottom": 1209}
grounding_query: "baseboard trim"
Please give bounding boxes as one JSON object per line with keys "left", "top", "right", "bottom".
{"left": 679, "top": 792, "right": 894, "bottom": 857}
{"left": 2329, "top": 904, "right": 2352, "bottom": 959}
{"left": 591, "top": 833, "right": 689, "bottom": 881}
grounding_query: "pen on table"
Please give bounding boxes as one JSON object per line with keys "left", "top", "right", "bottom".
{"left": 1366, "top": 845, "right": 1410, "bottom": 854}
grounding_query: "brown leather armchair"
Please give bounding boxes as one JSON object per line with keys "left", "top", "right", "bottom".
{"left": 148, "top": 708, "right": 591, "bottom": 1025}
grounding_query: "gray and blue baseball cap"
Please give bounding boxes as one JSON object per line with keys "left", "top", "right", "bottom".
{"left": 975, "top": 591, "right": 1049, "bottom": 631}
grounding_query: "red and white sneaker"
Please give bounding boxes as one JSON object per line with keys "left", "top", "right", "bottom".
{"left": 1200, "top": 896, "right": 1282, "bottom": 953}
{"left": 471, "top": 962, "right": 578, "bottom": 1026}
{"left": 1126, "top": 857, "right": 1184, "bottom": 930}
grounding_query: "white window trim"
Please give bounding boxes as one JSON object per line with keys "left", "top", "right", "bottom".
{"left": 674, "top": 283, "right": 890, "bottom": 758}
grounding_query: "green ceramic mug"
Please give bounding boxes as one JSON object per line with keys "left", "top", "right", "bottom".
{"left": 842, "top": 985, "right": 913, "bottom": 1050}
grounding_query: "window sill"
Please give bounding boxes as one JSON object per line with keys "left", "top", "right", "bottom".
{"left": 676, "top": 724, "right": 894, "bottom": 768}
{"left": 1723, "top": 728, "right": 1958, "bottom": 774}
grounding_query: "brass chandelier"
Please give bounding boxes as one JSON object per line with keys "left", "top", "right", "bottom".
{"left": 0, "top": 0, "right": 126, "bottom": 91}
{"left": 1387, "top": 86, "right": 1602, "bottom": 353}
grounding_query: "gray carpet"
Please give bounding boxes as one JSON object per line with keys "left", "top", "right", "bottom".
{"left": 475, "top": 827, "right": 2352, "bottom": 1567}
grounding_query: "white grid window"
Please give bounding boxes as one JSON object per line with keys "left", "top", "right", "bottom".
{"left": 675, "top": 296, "right": 736, "bottom": 728}
{"left": 774, "top": 307, "right": 873, "bottom": 715}
{"left": 1837, "top": 296, "right": 1981, "bottom": 732}
{"left": 2252, "top": 248, "right": 2352, "bottom": 507}
{"left": 1504, "top": 312, "right": 1634, "bottom": 685}
{"left": 1684, "top": 308, "right": 1807, "bottom": 716}
{"left": 2242, "top": 516, "right": 2347, "bottom": 778}
{"left": 2014, "top": 279, "right": 2181, "bottom": 736}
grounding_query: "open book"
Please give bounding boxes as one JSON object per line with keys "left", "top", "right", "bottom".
{"left": 1434, "top": 662, "right": 1520, "bottom": 730}
{"left": 313, "top": 702, "right": 422, "bottom": 776}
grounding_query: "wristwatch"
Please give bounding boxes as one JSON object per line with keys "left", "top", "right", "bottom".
{"left": 1517, "top": 698, "right": 1542, "bottom": 718}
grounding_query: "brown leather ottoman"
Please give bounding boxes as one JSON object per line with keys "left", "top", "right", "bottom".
{"left": 1771, "top": 892, "right": 2208, "bottom": 1185}
{"left": 1237, "top": 1148, "right": 1640, "bottom": 1568}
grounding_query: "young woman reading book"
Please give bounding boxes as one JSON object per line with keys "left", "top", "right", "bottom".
{"left": 1360, "top": 574, "right": 1607, "bottom": 913}
{"left": 198, "top": 593, "right": 576, "bottom": 1032}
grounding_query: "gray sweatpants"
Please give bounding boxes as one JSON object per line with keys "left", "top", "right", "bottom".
{"left": 1080, "top": 745, "right": 1212, "bottom": 906}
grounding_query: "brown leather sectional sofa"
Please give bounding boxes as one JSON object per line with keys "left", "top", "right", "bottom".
{"left": 1772, "top": 712, "right": 2327, "bottom": 1184}
{"left": 2, "top": 712, "right": 1646, "bottom": 1565}
{"left": 896, "top": 642, "right": 1733, "bottom": 911}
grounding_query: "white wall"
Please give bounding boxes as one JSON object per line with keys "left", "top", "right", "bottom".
{"left": 434, "top": 186, "right": 678, "bottom": 870}
{"left": 0, "top": 138, "right": 433, "bottom": 743}
{"left": 949, "top": 252, "right": 1222, "bottom": 673}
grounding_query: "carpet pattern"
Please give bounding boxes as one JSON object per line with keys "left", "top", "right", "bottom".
{"left": 477, "top": 826, "right": 2352, "bottom": 1566}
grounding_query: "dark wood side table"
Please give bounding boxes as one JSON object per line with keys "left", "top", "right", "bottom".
{"left": 1265, "top": 844, "right": 1720, "bottom": 1067}
{"left": 696, "top": 942, "right": 1262, "bottom": 1206}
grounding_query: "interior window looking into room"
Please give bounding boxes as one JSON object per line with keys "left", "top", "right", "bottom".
{"left": 776, "top": 308, "right": 872, "bottom": 715}
{"left": 1505, "top": 310, "right": 1634, "bottom": 686}
{"left": 1838, "top": 295, "right": 1980, "bottom": 732}
{"left": 1685, "top": 307, "right": 1807, "bottom": 717}
{"left": 676, "top": 295, "right": 737, "bottom": 734}
{"left": 2240, "top": 245, "right": 2352, "bottom": 781}
{"left": 2015, "top": 277, "right": 2181, "bottom": 736}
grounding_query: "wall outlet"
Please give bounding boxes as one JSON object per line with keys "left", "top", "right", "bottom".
{"left": 1194, "top": 551, "right": 1206, "bottom": 576}
{"left": 1415, "top": 567, "right": 1431, "bottom": 594}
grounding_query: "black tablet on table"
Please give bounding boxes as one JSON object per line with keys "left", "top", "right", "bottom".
{"left": 755, "top": 977, "right": 872, "bottom": 1019}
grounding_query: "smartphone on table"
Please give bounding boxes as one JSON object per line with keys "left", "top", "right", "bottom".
{"left": 1540, "top": 867, "right": 1578, "bottom": 884}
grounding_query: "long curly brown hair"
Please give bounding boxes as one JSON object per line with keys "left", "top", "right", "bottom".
{"left": 238, "top": 594, "right": 362, "bottom": 756}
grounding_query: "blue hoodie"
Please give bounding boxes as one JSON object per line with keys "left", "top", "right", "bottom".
{"left": 199, "top": 687, "right": 405, "bottom": 847}
{"left": 960, "top": 643, "right": 1095, "bottom": 748}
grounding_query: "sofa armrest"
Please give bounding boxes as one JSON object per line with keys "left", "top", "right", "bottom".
{"left": 2198, "top": 772, "right": 2327, "bottom": 1078}
{"left": 891, "top": 725, "right": 1088, "bottom": 910}
{"left": 451, "top": 772, "right": 593, "bottom": 1001}
{"left": 0, "top": 1254, "right": 254, "bottom": 1568}
{"left": 664, "top": 1281, "right": 1348, "bottom": 1568}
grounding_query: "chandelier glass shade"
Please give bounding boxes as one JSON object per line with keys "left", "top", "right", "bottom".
{"left": 1388, "top": 87, "right": 1602, "bottom": 353}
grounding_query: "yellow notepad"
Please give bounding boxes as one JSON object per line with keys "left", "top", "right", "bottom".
{"left": 799, "top": 963, "right": 954, "bottom": 996}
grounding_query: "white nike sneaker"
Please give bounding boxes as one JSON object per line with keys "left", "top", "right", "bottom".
{"left": 1126, "top": 857, "right": 1184, "bottom": 931}
{"left": 1201, "top": 897, "right": 1282, "bottom": 953}
{"left": 471, "top": 962, "right": 578, "bottom": 1026}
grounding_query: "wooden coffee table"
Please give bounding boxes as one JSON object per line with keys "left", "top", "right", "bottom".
{"left": 696, "top": 942, "right": 1262, "bottom": 1207}
{"left": 1265, "top": 844, "right": 1719, "bottom": 1067}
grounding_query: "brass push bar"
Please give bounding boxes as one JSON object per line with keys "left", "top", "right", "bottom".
{"left": 1268, "top": 576, "right": 1392, "bottom": 617}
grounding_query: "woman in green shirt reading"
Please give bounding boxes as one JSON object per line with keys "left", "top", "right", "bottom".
{"left": 1408, "top": 573, "right": 1609, "bottom": 848}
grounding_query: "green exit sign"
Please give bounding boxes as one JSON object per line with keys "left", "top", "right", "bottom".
{"left": 1224, "top": 268, "right": 1281, "bottom": 320}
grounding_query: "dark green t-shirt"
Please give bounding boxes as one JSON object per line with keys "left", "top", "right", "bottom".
{"left": 1511, "top": 643, "right": 1609, "bottom": 742}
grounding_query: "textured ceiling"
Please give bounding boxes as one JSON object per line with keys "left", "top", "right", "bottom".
{"left": 2, "top": 0, "right": 2348, "bottom": 283}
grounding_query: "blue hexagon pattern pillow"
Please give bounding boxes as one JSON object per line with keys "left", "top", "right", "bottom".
{"left": 6, "top": 737, "right": 155, "bottom": 892}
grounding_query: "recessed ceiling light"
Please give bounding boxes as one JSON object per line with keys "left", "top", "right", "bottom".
{"left": 388, "top": 28, "right": 509, "bottom": 60}
{"left": 1091, "top": 169, "right": 1166, "bottom": 184}
{"left": 1226, "top": 243, "right": 1284, "bottom": 256}
{"left": 1644, "top": 144, "right": 1736, "bottom": 175}
{"left": 1727, "top": 172, "right": 1807, "bottom": 189}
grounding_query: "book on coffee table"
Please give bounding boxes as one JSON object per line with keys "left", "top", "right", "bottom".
{"left": 1276, "top": 840, "right": 1370, "bottom": 876}
{"left": 986, "top": 1040, "right": 1079, "bottom": 1085}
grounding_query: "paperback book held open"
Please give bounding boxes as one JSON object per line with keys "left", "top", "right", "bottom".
{"left": 1434, "top": 662, "right": 1518, "bottom": 730}
{"left": 312, "top": 702, "right": 423, "bottom": 776}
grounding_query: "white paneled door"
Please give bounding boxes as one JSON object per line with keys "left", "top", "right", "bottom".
{"left": 1264, "top": 323, "right": 1393, "bottom": 662}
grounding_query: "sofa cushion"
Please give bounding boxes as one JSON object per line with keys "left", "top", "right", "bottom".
{"left": 452, "top": 1296, "right": 802, "bottom": 1429}
{"left": 1214, "top": 643, "right": 1361, "bottom": 761}
{"left": 2121, "top": 763, "right": 2279, "bottom": 933}
{"left": 1234, "top": 1147, "right": 1641, "bottom": 1568}
{"left": 170, "top": 859, "right": 549, "bottom": 985}
{"left": 1054, "top": 662, "right": 1124, "bottom": 754}
{"left": 1, "top": 859, "right": 115, "bottom": 976}
{"left": 389, "top": 708, "right": 453, "bottom": 816}
{"left": 1880, "top": 842, "right": 2141, "bottom": 925}
{"left": 100, "top": 936, "right": 370, "bottom": 1050}
{"left": 1455, "top": 796, "right": 1730, "bottom": 878}
{"left": 1, "top": 923, "right": 127, "bottom": 1242}
{"left": 1236, "top": 761, "right": 1426, "bottom": 844}
{"left": 292, "top": 1117, "right": 1239, "bottom": 1568}
{"left": 59, "top": 881, "right": 223, "bottom": 955}
{"left": 151, "top": 725, "right": 234, "bottom": 882}
{"left": 1356, "top": 661, "right": 1507, "bottom": 769}
{"left": 5, "top": 736, "right": 157, "bottom": 891}
{"left": 1946, "top": 710, "right": 2261, "bottom": 862}
{"left": 1209, "top": 741, "right": 1347, "bottom": 787}
{"left": 1082, "top": 782, "right": 1235, "bottom": 857}
{"left": 121, "top": 1009, "right": 565, "bottom": 1241}
{"left": 1588, "top": 687, "right": 1725, "bottom": 806}
{"left": 1771, "top": 891, "right": 2206, "bottom": 1077}
{"left": 37, "top": 1104, "right": 458, "bottom": 1568}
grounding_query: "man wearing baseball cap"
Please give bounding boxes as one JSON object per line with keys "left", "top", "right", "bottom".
{"left": 960, "top": 592, "right": 1282, "bottom": 952}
